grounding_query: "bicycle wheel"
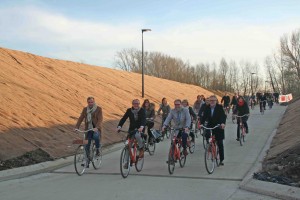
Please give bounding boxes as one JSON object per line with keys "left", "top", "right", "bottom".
{"left": 193, "top": 122, "right": 199, "bottom": 138}
{"left": 215, "top": 144, "right": 220, "bottom": 167}
{"left": 189, "top": 140, "right": 195, "bottom": 154}
{"left": 202, "top": 133, "right": 207, "bottom": 149}
{"left": 204, "top": 144, "right": 215, "bottom": 174}
{"left": 239, "top": 127, "right": 244, "bottom": 146}
{"left": 92, "top": 145, "right": 102, "bottom": 169}
{"left": 168, "top": 145, "right": 175, "bottom": 175}
{"left": 135, "top": 149, "right": 144, "bottom": 172}
{"left": 148, "top": 137, "right": 156, "bottom": 155}
{"left": 242, "top": 128, "right": 246, "bottom": 143}
{"left": 120, "top": 147, "right": 131, "bottom": 178}
{"left": 179, "top": 147, "right": 186, "bottom": 168}
{"left": 74, "top": 145, "right": 87, "bottom": 176}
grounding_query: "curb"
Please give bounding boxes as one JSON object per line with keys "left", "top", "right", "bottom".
{"left": 0, "top": 142, "right": 124, "bottom": 182}
{"left": 239, "top": 127, "right": 300, "bottom": 200}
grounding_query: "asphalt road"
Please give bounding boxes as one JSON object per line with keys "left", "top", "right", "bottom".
{"left": 0, "top": 105, "right": 286, "bottom": 200}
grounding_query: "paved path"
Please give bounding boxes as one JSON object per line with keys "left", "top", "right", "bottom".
{"left": 0, "top": 105, "right": 286, "bottom": 200}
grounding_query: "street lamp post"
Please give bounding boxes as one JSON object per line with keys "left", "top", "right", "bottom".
{"left": 250, "top": 72, "right": 256, "bottom": 96}
{"left": 141, "top": 28, "right": 151, "bottom": 98}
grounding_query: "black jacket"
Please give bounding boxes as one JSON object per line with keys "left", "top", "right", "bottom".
{"left": 201, "top": 104, "right": 226, "bottom": 140}
{"left": 198, "top": 103, "right": 209, "bottom": 122}
{"left": 231, "top": 96, "right": 238, "bottom": 106}
{"left": 118, "top": 107, "right": 146, "bottom": 132}
{"left": 221, "top": 96, "right": 230, "bottom": 105}
{"left": 188, "top": 106, "right": 197, "bottom": 120}
{"left": 236, "top": 102, "right": 250, "bottom": 116}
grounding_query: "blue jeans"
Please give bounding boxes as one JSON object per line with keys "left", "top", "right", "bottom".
{"left": 85, "top": 130, "right": 100, "bottom": 156}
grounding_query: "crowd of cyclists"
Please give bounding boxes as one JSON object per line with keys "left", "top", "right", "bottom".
{"left": 75, "top": 91, "right": 278, "bottom": 170}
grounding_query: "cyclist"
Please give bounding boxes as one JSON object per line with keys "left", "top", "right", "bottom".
{"left": 182, "top": 99, "right": 197, "bottom": 142}
{"left": 267, "top": 95, "right": 274, "bottom": 109}
{"left": 259, "top": 93, "right": 267, "bottom": 112}
{"left": 230, "top": 93, "right": 238, "bottom": 115}
{"left": 193, "top": 95, "right": 204, "bottom": 115}
{"left": 221, "top": 93, "right": 231, "bottom": 115}
{"left": 142, "top": 99, "right": 155, "bottom": 142}
{"left": 157, "top": 97, "right": 171, "bottom": 130}
{"left": 201, "top": 95, "right": 226, "bottom": 166}
{"left": 75, "top": 96, "right": 103, "bottom": 162}
{"left": 236, "top": 97, "right": 250, "bottom": 141}
{"left": 162, "top": 99, "right": 191, "bottom": 156}
{"left": 116, "top": 99, "right": 146, "bottom": 158}
{"left": 198, "top": 97, "right": 210, "bottom": 123}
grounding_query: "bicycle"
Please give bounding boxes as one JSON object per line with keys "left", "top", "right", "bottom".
{"left": 259, "top": 101, "right": 266, "bottom": 115}
{"left": 160, "top": 118, "right": 171, "bottom": 140}
{"left": 118, "top": 129, "right": 145, "bottom": 178}
{"left": 193, "top": 118, "right": 201, "bottom": 138}
{"left": 234, "top": 114, "right": 249, "bottom": 146}
{"left": 144, "top": 118, "right": 156, "bottom": 155}
{"left": 232, "top": 105, "right": 237, "bottom": 123}
{"left": 201, "top": 125, "right": 220, "bottom": 174}
{"left": 167, "top": 128, "right": 194, "bottom": 174}
{"left": 73, "top": 129, "right": 102, "bottom": 176}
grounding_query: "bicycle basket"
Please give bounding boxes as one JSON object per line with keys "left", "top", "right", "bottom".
{"left": 72, "top": 139, "right": 88, "bottom": 145}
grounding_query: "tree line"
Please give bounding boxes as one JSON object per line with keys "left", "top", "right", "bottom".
{"left": 115, "top": 28, "right": 300, "bottom": 97}
{"left": 265, "top": 28, "right": 300, "bottom": 97}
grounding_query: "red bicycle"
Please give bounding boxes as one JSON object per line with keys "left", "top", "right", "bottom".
{"left": 235, "top": 114, "right": 250, "bottom": 146}
{"left": 118, "top": 130, "right": 144, "bottom": 178}
{"left": 167, "top": 128, "right": 194, "bottom": 174}
{"left": 201, "top": 125, "right": 220, "bottom": 174}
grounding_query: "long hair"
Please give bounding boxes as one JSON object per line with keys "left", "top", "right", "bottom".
{"left": 142, "top": 99, "right": 150, "bottom": 108}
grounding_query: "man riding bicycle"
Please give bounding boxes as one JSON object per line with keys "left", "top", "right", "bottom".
{"left": 201, "top": 95, "right": 226, "bottom": 165}
{"left": 258, "top": 93, "right": 267, "bottom": 112}
{"left": 116, "top": 99, "right": 146, "bottom": 158}
{"left": 236, "top": 97, "right": 250, "bottom": 141}
{"left": 221, "top": 93, "right": 230, "bottom": 114}
{"left": 162, "top": 99, "right": 191, "bottom": 156}
{"left": 75, "top": 97, "right": 103, "bottom": 163}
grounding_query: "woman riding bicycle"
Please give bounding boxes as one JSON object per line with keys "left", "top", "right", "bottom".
{"left": 236, "top": 97, "right": 250, "bottom": 141}
{"left": 142, "top": 99, "right": 156, "bottom": 143}
{"left": 116, "top": 99, "right": 146, "bottom": 158}
{"left": 182, "top": 99, "right": 197, "bottom": 142}
{"left": 162, "top": 99, "right": 191, "bottom": 156}
{"left": 75, "top": 97, "right": 103, "bottom": 158}
{"left": 157, "top": 97, "right": 171, "bottom": 135}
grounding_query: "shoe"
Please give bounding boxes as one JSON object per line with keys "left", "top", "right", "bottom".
{"left": 123, "top": 162, "right": 128, "bottom": 169}
{"left": 236, "top": 138, "right": 240, "bottom": 141}
{"left": 138, "top": 149, "right": 144, "bottom": 158}
{"left": 219, "top": 161, "right": 224, "bottom": 166}
{"left": 183, "top": 149, "right": 188, "bottom": 156}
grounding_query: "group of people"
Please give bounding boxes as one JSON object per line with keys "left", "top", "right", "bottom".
{"left": 75, "top": 93, "right": 256, "bottom": 168}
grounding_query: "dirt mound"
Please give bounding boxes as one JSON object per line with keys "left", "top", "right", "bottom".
{"left": 0, "top": 47, "right": 218, "bottom": 165}
{"left": 262, "top": 99, "right": 300, "bottom": 187}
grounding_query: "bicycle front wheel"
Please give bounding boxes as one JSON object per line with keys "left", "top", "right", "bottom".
{"left": 179, "top": 147, "right": 186, "bottom": 168}
{"left": 74, "top": 145, "right": 87, "bottom": 176}
{"left": 92, "top": 146, "right": 102, "bottom": 169}
{"left": 168, "top": 145, "right": 175, "bottom": 175}
{"left": 120, "top": 147, "right": 131, "bottom": 178}
{"left": 239, "top": 127, "right": 244, "bottom": 146}
{"left": 148, "top": 137, "right": 156, "bottom": 155}
{"left": 204, "top": 144, "right": 215, "bottom": 174}
{"left": 189, "top": 140, "right": 195, "bottom": 154}
{"left": 135, "top": 149, "right": 144, "bottom": 172}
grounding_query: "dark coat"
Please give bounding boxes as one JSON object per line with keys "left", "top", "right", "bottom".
{"left": 201, "top": 104, "right": 226, "bottom": 140}
{"left": 118, "top": 107, "right": 146, "bottom": 132}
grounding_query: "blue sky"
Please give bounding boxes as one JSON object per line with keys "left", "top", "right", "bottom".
{"left": 0, "top": 0, "right": 300, "bottom": 68}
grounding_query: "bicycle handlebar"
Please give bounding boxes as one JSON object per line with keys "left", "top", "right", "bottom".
{"left": 233, "top": 114, "right": 250, "bottom": 118}
{"left": 75, "top": 129, "right": 94, "bottom": 133}
{"left": 200, "top": 125, "right": 220, "bottom": 130}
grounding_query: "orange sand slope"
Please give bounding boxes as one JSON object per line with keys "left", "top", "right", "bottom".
{"left": 0, "top": 47, "right": 217, "bottom": 160}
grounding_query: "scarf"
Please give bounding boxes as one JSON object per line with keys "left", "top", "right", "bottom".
{"left": 131, "top": 107, "right": 141, "bottom": 121}
{"left": 87, "top": 103, "right": 97, "bottom": 129}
